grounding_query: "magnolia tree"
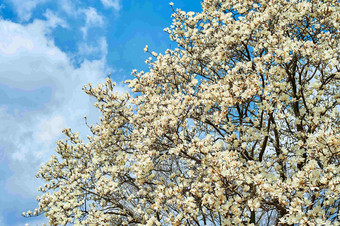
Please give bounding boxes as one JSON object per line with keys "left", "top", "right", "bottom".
{"left": 24, "top": 0, "right": 339, "bottom": 225}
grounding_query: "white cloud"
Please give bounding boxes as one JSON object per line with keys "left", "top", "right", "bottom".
{"left": 83, "top": 7, "right": 104, "bottom": 26}
{"left": 58, "top": 0, "right": 74, "bottom": 16}
{"left": 0, "top": 18, "right": 69, "bottom": 90}
{"left": 56, "top": 6, "right": 104, "bottom": 39}
{"left": 101, "top": 0, "right": 121, "bottom": 11}
{"left": 7, "top": 0, "right": 48, "bottom": 21}
{"left": 77, "top": 37, "right": 108, "bottom": 59}
{"left": 0, "top": 15, "right": 111, "bottom": 202}
{"left": 34, "top": 115, "right": 66, "bottom": 143}
{"left": 43, "top": 9, "right": 68, "bottom": 29}
{"left": 0, "top": 2, "right": 130, "bottom": 224}
{"left": 80, "top": 7, "right": 104, "bottom": 39}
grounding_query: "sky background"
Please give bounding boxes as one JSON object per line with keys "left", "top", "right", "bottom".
{"left": 0, "top": 0, "right": 202, "bottom": 225}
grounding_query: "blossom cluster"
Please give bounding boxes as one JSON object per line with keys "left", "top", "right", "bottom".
{"left": 27, "top": 0, "right": 339, "bottom": 225}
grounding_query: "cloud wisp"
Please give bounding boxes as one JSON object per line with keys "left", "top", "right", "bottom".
{"left": 6, "top": 0, "right": 49, "bottom": 22}
{"left": 101, "top": 0, "right": 121, "bottom": 11}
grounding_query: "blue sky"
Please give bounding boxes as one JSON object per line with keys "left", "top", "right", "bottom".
{"left": 0, "top": 0, "right": 202, "bottom": 225}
